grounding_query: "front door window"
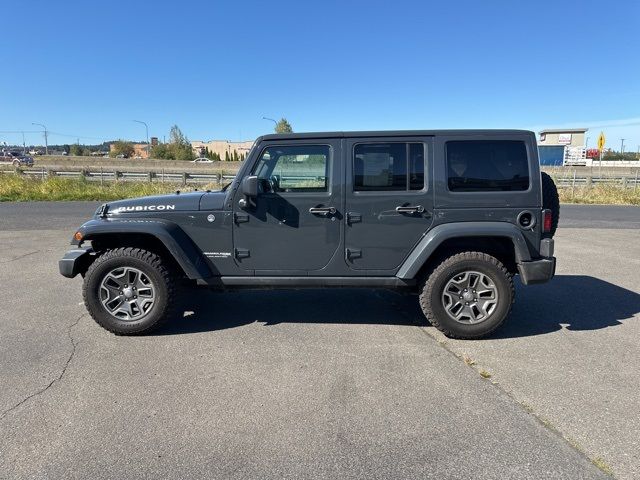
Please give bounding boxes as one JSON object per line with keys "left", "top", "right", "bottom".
{"left": 253, "top": 145, "right": 330, "bottom": 193}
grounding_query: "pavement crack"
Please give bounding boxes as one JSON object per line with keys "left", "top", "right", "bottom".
{"left": 0, "top": 250, "right": 40, "bottom": 263}
{"left": 0, "top": 313, "right": 84, "bottom": 421}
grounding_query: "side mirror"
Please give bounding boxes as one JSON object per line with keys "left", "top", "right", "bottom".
{"left": 241, "top": 175, "right": 258, "bottom": 197}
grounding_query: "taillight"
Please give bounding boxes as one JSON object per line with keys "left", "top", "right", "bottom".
{"left": 542, "top": 209, "right": 552, "bottom": 233}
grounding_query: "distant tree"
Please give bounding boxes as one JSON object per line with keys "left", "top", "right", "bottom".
{"left": 110, "top": 140, "right": 135, "bottom": 158}
{"left": 69, "top": 144, "right": 83, "bottom": 156}
{"left": 275, "top": 117, "right": 293, "bottom": 134}
{"left": 150, "top": 125, "right": 194, "bottom": 160}
{"left": 169, "top": 125, "right": 188, "bottom": 145}
{"left": 224, "top": 150, "right": 230, "bottom": 162}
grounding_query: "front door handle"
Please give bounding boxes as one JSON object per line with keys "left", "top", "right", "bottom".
{"left": 309, "top": 206, "right": 336, "bottom": 216}
{"left": 395, "top": 205, "right": 425, "bottom": 214}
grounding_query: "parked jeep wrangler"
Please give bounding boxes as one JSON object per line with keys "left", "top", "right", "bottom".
{"left": 59, "top": 130, "right": 558, "bottom": 338}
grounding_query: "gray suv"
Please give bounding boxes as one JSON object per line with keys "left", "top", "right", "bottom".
{"left": 60, "top": 130, "right": 558, "bottom": 339}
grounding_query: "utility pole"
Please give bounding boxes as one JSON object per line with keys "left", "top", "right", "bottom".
{"left": 620, "top": 138, "right": 625, "bottom": 154}
{"left": 32, "top": 122, "right": 48, "bottom": 154}
{"left": 585, "top": 136, "right": 590, "bottom": 149}
{"left": 21, "top": 131, "right": 26, "bottom": 154}
{"left": 133, "top": 120, "right": 149, "bottom": 157}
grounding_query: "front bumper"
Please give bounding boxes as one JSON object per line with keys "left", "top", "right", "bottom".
{"left": 517, "top": 257, "right": 556, "bottom": 285}
{"left": 59, "top": 248, "right": 94, "bottom": 278}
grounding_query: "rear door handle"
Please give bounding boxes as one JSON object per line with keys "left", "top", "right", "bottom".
{"left": 309, "top": 206, "right": 336, "bottom": 216}
{"left": 395, "top": 205, "right": 425, "bottom": 214}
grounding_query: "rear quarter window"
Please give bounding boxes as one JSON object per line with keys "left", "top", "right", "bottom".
{"left": 446, "top": 140, "right": 529, "bottom": 192}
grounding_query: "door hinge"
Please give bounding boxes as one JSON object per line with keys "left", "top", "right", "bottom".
{"left": 346, "top": 248, "right": 362, "bottom": 260}
{"left": 346, "top": 212, "right": 362, "bottom": 225}
{"left": 235, "top": 248, "right": 250, "bottom": 259}
{"left": 234, "top": 212, "right": 249, "bottom": 224}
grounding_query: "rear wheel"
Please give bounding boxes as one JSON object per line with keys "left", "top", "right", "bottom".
{"left": 83, "top": 247, "right": 177, "bottom": 335}
{"left": 419, "top": 252, "right": 514, "bottom": 339}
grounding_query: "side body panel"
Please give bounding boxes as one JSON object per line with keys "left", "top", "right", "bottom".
{"left": 231, "top": 139, "right": 343, "bottom": 274}
{"left": 343, "top": 136, "right": 435, "bottom": 272}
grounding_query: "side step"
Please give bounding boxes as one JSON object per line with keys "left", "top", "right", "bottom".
{"left": 197, "top": 276, "right": 416, "bottom": 289}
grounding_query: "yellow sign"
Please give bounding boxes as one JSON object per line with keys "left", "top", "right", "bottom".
{"left": 597, "top": 132, "right": 606, "bottom": 151}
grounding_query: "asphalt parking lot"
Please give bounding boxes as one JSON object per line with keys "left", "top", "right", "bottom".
{"left": 1, "top": 202, "right": 638, "bottom": 479}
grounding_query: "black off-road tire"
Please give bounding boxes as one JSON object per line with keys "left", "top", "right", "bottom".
{"left": 541, "top": 171, "right": 560, "bottom": 237}
{"left": 82, "top": 247, "right": 178, "bottom": 335}
{"left": 419, "top": 252, "right": 514, "bottom": 339}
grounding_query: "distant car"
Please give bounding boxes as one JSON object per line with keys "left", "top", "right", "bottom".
{"left": 115, "top": 154, "right": 127, "bottom": 159}
{"left": 192, "top": 157, "right": 213, "bottom": 163}
{"left": 28, "top": 149, "right": 43, "bottom": 156}
{"left": 0, "top": 151, "right": 34, "bottom": 167}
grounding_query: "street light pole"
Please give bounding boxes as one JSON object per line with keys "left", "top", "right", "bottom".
{"left": 262, "top": 116, "right": 278, "bottom": 132}
{"left": 133, "top": 120, "right": 149, "bottom": 158}
{"left": 32, "top": 122, "right": 48, "bottom": 155}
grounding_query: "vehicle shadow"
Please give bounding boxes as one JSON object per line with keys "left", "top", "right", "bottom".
{"left": 152, "top": 275, "right": 640, "bottom": 338}
{"left": 153, "top": 288, "right": 417, "bottom": 336}
{"left": 490, "top": 275, "right": 640, "bottom": 339}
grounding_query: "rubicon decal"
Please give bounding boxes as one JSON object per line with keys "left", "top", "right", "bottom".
{"left": 113, "top": 205, "right": 176, "bottom": 213}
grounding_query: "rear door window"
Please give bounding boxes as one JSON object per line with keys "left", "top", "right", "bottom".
{"left": 446, "top": 140, "right": 529, "bottom": 192}
{"left": 353, "top": 142, "right": 425, "bottom": 191}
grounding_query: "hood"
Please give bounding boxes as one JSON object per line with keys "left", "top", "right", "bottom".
{"left": 106, "top": 192, "right": 206, "bottom": 215}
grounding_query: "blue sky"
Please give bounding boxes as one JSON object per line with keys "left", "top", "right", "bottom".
{"left": 1, "top": 0, "right": 639, "bottom": 150}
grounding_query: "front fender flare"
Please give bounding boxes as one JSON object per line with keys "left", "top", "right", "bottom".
{"left": 396, "top": 222, "right": 532, "bottom": 280}
{"left": 76, "top": 218, "right": 212, "bottom": 279}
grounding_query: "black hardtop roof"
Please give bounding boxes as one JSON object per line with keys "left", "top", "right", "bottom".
{"left": 258, "top": 129, "right": 534, "bottom": 142}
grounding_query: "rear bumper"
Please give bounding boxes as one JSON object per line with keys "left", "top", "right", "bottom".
{"left": 59, "top": 248, "right": 94, "bottom": 278}
{"left": 517, "top": 257, "right": 556, "bottom": 285}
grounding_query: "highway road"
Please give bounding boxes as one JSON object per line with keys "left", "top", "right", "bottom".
{"left": 1, "top": 201, "right": 638, "bottom": 479}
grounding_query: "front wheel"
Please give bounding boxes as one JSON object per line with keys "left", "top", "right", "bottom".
{"left": 83, "top": 247, "right": 178, "bottom": 335}
{"left": 419, "top": 252, "right": 514, "bottom": 339}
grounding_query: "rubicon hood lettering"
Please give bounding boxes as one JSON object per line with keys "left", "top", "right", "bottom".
{"left": 113, "top": 205, "right": 176, "bottom": 213}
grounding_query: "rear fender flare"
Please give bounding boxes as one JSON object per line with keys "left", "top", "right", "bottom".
{"left": 396, "top": 222, "right": 531, "bottom": 280}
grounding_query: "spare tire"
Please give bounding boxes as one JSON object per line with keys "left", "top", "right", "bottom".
{"left": 541, "top": 171, "right": 560, "bottom": 237}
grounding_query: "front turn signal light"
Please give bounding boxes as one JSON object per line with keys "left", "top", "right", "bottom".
{"left": 74, "top": 231, "right": 83, "bottom": 242}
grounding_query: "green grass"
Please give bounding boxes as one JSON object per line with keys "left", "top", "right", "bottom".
{"left": 0, "top": 173, "right": 208, "bottom": 202}
{"left": 558, "top": 184, "right": 640, "bottom": 205}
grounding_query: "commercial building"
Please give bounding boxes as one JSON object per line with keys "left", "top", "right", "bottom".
{"left": 538, "top": 128, "right": 588, "bottom": 166}
{"left": 191, "top": 140, "right": 254, "bottom": 160}
{"left": 108, "top": 143, "right": 150, "bottom": 159}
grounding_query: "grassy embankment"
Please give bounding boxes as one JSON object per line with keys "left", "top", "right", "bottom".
{"left": 0, "top": 174, "right": 215, "bottom": 202}
{"left": 558, "top": 184, "right": 640, "bottom": 205}
{"left": 1, "top": 172, "right": 639, "bottom": 204}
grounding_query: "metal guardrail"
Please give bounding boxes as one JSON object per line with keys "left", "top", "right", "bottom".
{"left": 550, "top": 173, "right": 639, "bottom": 188}
{"left": 1, "top": 166, "right": 237, "bottom": 185}
{"left": 1, "top": 166, "right": 639, "bottom": 189}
